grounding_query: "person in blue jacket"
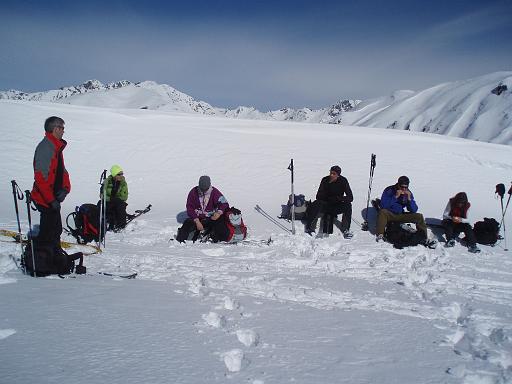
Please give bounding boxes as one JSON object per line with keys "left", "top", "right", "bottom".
{"left": 376, "top": 175, "right": 434, "bottom": 247}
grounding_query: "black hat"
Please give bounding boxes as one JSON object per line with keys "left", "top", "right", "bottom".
{"left": 397, "top": 175, "right": 410, "bottom": 186}
{"left": 330, "top": 165, "right": 341, "bottom": 176}
{"left": 198, "top": 175, "right": 211, "bottom": 192}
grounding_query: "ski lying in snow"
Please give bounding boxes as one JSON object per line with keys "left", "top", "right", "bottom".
{"left": 0, "top": 229, "right": 101, "bottom": 255}
{"left": 254, "top": 205, "right": 292, "bottom": 234}
{"left": 121, "top": 204, "right": 152, "bottom": 227}
{"left": 171, "top": 235, "right": 272, "bottom": 246}
{"left": 97, "top": 271, "right": 138, "bottom": 279}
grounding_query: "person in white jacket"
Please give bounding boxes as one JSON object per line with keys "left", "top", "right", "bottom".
{"left": 442, "top": 192, "right": 480, "bottom": 253}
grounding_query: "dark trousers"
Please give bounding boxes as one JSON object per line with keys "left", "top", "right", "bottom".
{"left": 37, "top": 205, "right": 62, "bottom": 247}
{"left": 107, "top": 198, "right": 127, "bottom": 229}
{"left": 443, "top": 219, "right": 477, "bottom": 246}
{"left": 176, "top": 217, "right": 228, "bottom": 243}
{"left": 306, "top": 200, "right": 352, "bottom": 233}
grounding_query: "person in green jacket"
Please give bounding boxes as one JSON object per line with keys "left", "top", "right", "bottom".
{"left": 105, "top": 165, "right": 129, "bottom": 230}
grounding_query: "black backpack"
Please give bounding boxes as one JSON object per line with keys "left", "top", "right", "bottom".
{"left": 66, "top": 203, "right": 103, "bottom": 244}
{"left": 280, "top": 194, "right": 309, "bottom": 221}
{"left": 473, "top": 218, "right": 500, "bottom": 245}
{"left": 22, "top": 240, "right": 84, "bottom": 277}
{"left": 384, "top": 222, "right": 426, "bottom": 249}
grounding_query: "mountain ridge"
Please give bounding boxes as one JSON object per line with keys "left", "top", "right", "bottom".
{"left": 1, "top": 72, "right": 510, "bottom": 145}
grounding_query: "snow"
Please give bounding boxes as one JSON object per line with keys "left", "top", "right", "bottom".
{"left": 1, "top": 100, "right": 512, "bottom": 383}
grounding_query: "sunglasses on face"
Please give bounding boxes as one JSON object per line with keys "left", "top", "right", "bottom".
{"left": 400, "top": 185, "right": 408, "bottom": 189}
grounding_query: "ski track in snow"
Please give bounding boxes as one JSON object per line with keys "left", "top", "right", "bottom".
{"left": 3, "top": 218, "right": 503, "bottom": 382}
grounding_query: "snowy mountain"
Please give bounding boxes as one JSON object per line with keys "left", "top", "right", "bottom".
{"left": 1, "top": 71, "right": 511, "bottom": 145}
{"left": 0, "top": 80, "right": 217, "bottom": 115}
{"left": 0, "top": 101, "right": 511, "bottom": 383}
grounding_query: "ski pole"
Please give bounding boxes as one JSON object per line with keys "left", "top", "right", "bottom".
{"left": 24, "top": 190, "right": 37, "bottom": 277}
{"left": 362, "top": 154, "right": 376, "bottom": 231}
{"left": 98, "top": 170, "right": 107, "bottom": 249}
{"left": 288, "top": 159, "right": 296, "bottom": 235}
{"left": 11, "top": 180, "right": 24, "bottom": 240}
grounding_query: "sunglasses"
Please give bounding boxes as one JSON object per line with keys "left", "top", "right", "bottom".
{"left": 399, "top": 185, "right": 408, "bottom": 189}
{"left": 116, "top": 172, "right": 124, "bottom": 176}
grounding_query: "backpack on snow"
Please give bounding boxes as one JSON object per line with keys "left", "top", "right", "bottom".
{"left": 473, "top": 218, "right": 500, "bottom": 246}
{"left": 217, "top": 207, "right": 247, "bottom": 243}
{"left": 22, "top": 240, "right": 85, "bottom": 277}
{"left": 65, "top": 203, "right": 103, "bottom": 244}
{"left": 384, "top": 221, "right": 426, "bottom": 249}
{"left": 280, "top": 194, "right": 309, "bottom": 221}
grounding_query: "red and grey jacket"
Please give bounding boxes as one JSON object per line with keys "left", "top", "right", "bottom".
{"left": 31, "top": 132, "right": 71, "bottom": 208}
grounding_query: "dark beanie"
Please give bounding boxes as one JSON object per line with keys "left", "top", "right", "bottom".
{"left": 330, "top": 165, "right": 341, "bottom": 175}
{"left": 198, "top": 175, "right": 211, "bottom": 192}
{"left": 397, "top": 175, "right": 410, "bottom": 186}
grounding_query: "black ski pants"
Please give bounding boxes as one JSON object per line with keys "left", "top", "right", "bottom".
{"left": 107, "top": 197, "right": 127, "bottom": 230}
{"left": 37, "top": 205, "right": 62, "bottom": 247}
{"left": 443, "top": 219, "right": 477, "bottom": 246}
{"left": 176, "top": 217, "right": 228, "bottom": 243}
{"left": 306, "top": 200, "right": 352, "bottom": 233}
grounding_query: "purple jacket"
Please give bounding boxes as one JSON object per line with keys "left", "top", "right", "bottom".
{"left": 186, "top": 186, "right": 229, "bottom": 220}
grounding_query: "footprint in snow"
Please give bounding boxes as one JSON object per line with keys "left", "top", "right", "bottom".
{"left": 236, "top": 329, "right": 259, "bottom": 347}
{"left": 221, "top": 349, "right": 247, "bottom": 372}
{"left": 202, "top": 312, "right": 226, "bottom": 328}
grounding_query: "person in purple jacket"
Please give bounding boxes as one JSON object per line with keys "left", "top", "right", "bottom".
{"left": 376, "top": 175, "right": 436, "bottom": 248}
{"left": 176, "top": 175, "right": 229, "bottom": 242}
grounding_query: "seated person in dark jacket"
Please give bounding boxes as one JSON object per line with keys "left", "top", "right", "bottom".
{"left": 376, "top": 175, "right": 436, "bottom": 247}
{"left": 442, "top": 192, "right": 480, "bottom": 253}
{"left": 305, "top": 165, "right": 353, "bottom": 238}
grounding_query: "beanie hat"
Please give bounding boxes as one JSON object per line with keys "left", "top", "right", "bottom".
{"left": 330, "top": 165, "right": 341, "bottom": 176}
{"left": 198, "top": 175, "right": 211, "bottom": 192}
{"left": 111, "top": 165, "right": 123, "bottom": 177}
{"left": 397, "top": 175, "right": 410, "bottom": 186}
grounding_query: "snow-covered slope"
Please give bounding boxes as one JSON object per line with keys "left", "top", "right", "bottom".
{"left": 0, "top": 101, "right": 511, "bottom": 383}
{"left": 343, "top": 72, "right": 512, "bottom": 145}
{"left": 1, "top": 71, "right": 511, "bottom": 145}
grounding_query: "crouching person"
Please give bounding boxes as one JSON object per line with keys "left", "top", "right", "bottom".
{"left": 104, "top": 165, "right": 129, "bottom": 231}
{"left": 376, "top": 175, "right": 437, "bottom": 248}
{"left": 442, "top": 192, "right": 480, "bottom": 253}
{"left": 176, "top": 176, "right": 229, "bottom": 243}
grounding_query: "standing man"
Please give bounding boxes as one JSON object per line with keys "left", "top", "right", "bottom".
{"left": 31, "top": 116, "right": 70, "bottom": 247}
{"left": 305, "top": 165, "right": 354, "bottom": 238}
{"left": 376, "top": 175, "right": 436, "bottom": 248}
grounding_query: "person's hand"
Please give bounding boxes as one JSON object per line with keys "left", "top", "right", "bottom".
{"left": 195, "top": 219, "right": 204, "bottom": 232}
{"left": 404, "top": 189, "right": 412, "bottom": 200}
{"left": 50, "top": 200, "right": 61, "bottom": 211}
{"left": 395, "top": 189, "right": 403, "bottom": 198}
{"left": 55, "top": 189, "right": 68, "bottom": 202}
{"left": 211, "top": 212, "right": 221, "bottom": 221}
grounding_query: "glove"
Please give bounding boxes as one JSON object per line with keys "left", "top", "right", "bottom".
{"left": 50, "top": 200, "right": 61, "bottom": 211}
{"left": 55, "top": 189, "right": 68, "bottom": 202}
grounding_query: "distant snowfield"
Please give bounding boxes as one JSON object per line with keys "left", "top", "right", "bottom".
{"left": 1, "top": 100, "right": 512, "bottom": 384}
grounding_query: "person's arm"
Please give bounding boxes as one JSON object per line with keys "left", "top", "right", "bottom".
{"left": 316, "top": 177, "right": 328, "bottom": 200}
{"left": 442, "top": 201, "right": 452, "bottom": 220}
{"left": 186, "top": 189, "right": 199, "bottom": 220}
{"left": 33, "top": 141, "right": 56, "bottom": 205}
{"left": 406, "top": 191, "right": 418, "bottom": 213}
{"left": 118, "top": 179, "right": 129, "bottom": 201}
{"left": 339, "top": 178, "right": 353, "bottom": 203}
{"left": 380, "top": 187, "right": 403, "bottom": 214}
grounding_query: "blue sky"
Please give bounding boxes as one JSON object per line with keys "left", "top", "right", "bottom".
{"left": 1, "top": 0, "right": 511, "bottom": 110}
